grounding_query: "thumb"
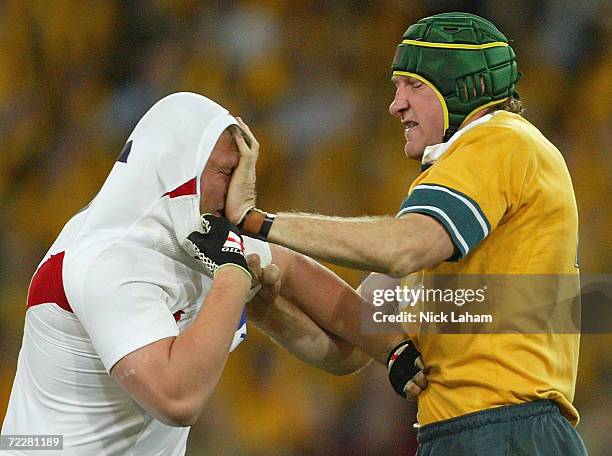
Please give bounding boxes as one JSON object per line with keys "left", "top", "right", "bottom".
{"left": 261, "top": 264, "right": 281, "bottom": 286}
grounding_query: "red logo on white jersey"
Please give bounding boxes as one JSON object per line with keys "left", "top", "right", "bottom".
{"left": 223, "top": 232, "right": 244, "bottom": 253}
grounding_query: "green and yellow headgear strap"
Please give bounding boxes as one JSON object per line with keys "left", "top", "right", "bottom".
{"left": 392, "top": 12, "right": 521, "bottom": 141}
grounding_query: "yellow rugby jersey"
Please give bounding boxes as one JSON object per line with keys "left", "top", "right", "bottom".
{"left": 397, "top": 111, "right": 580, "bottom": 426}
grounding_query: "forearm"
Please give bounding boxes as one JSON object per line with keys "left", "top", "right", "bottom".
{"left": 273, "top": 245, "right": 406, "bottom": 365}
{"left": 166, "top": 268, "right": 250, "bottom": 415}
{"left": 268, "top": 214, "right": 417, "bottom": 277}
{"left": 248, "top": 293, "right": 372, "bottom": 375}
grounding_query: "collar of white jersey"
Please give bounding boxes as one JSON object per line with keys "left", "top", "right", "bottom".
{"left": 420, "top": 111, "right": 498, "bottom": 171}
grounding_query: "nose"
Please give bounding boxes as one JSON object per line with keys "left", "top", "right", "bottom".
{"left": 389, "top": 86, "right": 409, "bottom": 118}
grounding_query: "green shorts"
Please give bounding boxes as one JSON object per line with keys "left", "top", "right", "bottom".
{"left": 417, "top": 400, "right": 588, "bottom": 456}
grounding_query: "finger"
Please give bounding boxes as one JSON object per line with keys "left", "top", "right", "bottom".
{"left": 232, "top": 119, "right": 252, "bottom": 147}
{"left": 232, "top": 120, "right": 257, "bottom": 150}
{"left": 412, "top": 371, "right": 428, "bottom": 390}
{"left": 248, "top": 254, "right": 262, "bottom": 275}
{"left": 415, "top": 356, "right": 429, "bottom": 373}
{"left": 231, "top": 128, "right": 252, "bottom": 155}
{"left": 231, "top": 130, "right": 258, "bottom": 170}
{"left": 272, "top": 277, "right": 281, "bottom": 296}
{"left": 404, "top": 381, "right": 422, "bottom": 401}
{"left": 260, "top": 264, "right": 281, "bottom": 299}
{"left": 247, "top": 254, "right": 262, "bottom": 285}
{"left": 247, "top": 254, "right": 261, "bottom": 268}
{"left": 235, "top": 117, "right": 259, "bottom": 147}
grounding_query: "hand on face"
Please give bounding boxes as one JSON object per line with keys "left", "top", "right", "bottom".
{"left": 199, "top": 130, "right": 240, "bottom": 217}
{"left": 225, "top": 118, "right": 260, "bottom": 226}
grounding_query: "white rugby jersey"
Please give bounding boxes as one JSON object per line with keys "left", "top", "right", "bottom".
{"left": 1, "top": 93, "right": 271, "bottom": 455}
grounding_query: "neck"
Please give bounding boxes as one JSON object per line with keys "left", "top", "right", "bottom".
{"left": 460, "top": 107, "right": 491, "bottom": 129}
{"left": 443, "top": 107, "right": 492, "bottom": 143}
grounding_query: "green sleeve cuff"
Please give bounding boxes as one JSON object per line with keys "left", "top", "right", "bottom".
{"left": 397, "top": 183, "right": 490, "bottom": 261}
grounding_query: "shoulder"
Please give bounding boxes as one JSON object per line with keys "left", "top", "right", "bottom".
{"left": 447, "top": 112, "right": 541, "bottom": 167}
{"left": 63, "top": 245, "right": 165, "bottom": 304}
{"left": 460, "top": 112, "right": 533, "bottom": 147}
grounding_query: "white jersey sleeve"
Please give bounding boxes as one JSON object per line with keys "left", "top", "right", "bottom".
{"left": 64, "top": 247, "right": 179, "bottom": 372}
{"left": 243, "top": 236, "right": 272, "bottom": 266}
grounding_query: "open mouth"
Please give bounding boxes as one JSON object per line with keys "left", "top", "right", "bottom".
{"left": 404, "top": 121, "right": 419, "bottom": 132}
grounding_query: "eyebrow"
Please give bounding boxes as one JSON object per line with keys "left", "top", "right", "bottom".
{"left": 391, "top": 75, "right": 422, "bottom": 85}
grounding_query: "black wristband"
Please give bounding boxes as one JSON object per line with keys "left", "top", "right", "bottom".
{"left": 240, "top": 209, "right": 276, "bottom": 241}
{"left": 386, "top": 339, "right": 421, "bottom": 398}
{"left": 258, "top": 213, "right": 276, "bottom": 240}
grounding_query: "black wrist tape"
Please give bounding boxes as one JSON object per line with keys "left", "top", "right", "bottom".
{"left": 386, "top": 339, "right": 421, "bottom": 398}
{"left": 259, "top": 213, "right": 276, "bottom": 240}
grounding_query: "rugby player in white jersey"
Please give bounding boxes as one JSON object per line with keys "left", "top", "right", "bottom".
{"left": 1, "top": 92, "right": 413, "bottom": 455}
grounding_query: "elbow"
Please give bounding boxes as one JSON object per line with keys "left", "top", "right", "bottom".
{"left": 155, "top": 397, "right": 204, "bottom": 427}
{"left": 386, "top": 231, "right": 446, "bottom": 277}
{"left": 150, "top": 381, "right": 215, "bottom": 427}
{"left": 387, "top": 249, "right": 419, "bottom": 278}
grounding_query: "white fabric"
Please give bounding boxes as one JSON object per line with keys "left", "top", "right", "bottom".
{"left": 1, "top": 92, "right": 271, "bottom": 456}
{"left": 421, "top": 112, "right": 495, "bottom": 166}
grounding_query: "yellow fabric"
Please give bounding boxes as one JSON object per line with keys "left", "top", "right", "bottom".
{"left": 401, "top": 112, "right": 580, "bottom": 426}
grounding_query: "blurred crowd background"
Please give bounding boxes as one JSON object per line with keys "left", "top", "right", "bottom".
{"left": 1, "top": 1, "right": 610, "bottom": 454}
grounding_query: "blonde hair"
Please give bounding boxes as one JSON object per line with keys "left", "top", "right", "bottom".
{"left": 491, "top": 97, "right": 524, "bottom": 115}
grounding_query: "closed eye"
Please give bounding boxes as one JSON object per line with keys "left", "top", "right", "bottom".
{"left": 391, "top": 76, "right": 425, "bottom": 89}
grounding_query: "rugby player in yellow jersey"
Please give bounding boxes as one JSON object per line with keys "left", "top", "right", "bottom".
{"left": 224, "top": 12, "right": 587, "bottom": 456}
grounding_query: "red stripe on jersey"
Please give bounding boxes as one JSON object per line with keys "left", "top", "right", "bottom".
{"left": 27, "top": 251, "right": 73, "bottom": 313}
{"left": 226, "top": 233, "right": 245, "bottom": 251}
{"left": 164, "top": 178, "right": 197, "bottom": 198}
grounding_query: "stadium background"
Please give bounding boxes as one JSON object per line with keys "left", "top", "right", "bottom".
{"left": 0, "top": 1, "right": 610, "bottom": 454}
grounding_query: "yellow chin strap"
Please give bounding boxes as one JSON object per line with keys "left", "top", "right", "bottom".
{"left": 393, "top": 71, "right": 450, "bottom": 132}
{"left": 393, "top": 71, "right": 510, "bottom": 132}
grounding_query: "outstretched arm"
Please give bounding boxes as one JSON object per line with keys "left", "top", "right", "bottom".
{"left": 267, "top": 212, "right": 453, "bottom": 277}
{"left": 226, "top": 120, "right": 454, "bottom": 277}
{"left": 246, "top": 247, "right": 428, "bottom": 398}
{"left": 260, "top": 244, "right": 407, "bottom": 365}
{"left": 246, "top": 258, "right": 372, "bottom": 375}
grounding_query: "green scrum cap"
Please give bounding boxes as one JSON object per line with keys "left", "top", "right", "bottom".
{"left": 391, "top": 12, "right": 521, "bottom": 141}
